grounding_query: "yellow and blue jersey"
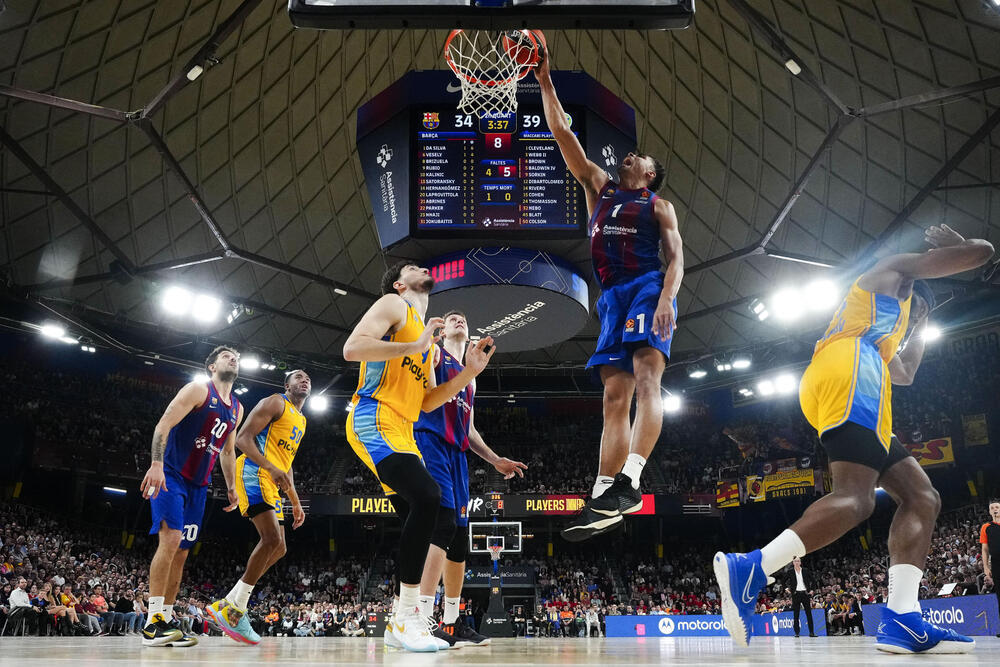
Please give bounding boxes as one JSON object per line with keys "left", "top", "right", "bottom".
{"left": 235, "top": 394, "right": 306, "bottom": 519}
{"left": 800, "top": 279, "right": 912, "bottom": 449}
{"left": 347, "top": 299, "right": 433, "bottom": 495}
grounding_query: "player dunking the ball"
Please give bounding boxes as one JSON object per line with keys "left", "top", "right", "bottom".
{"left": 415, "top": 311, "right": 527, "bottom": 648}
{"left": 139, "top": 346, "right": 244, "bottom": 647}
{"left": 207, "top": 369, "right": 312, "bottom": 644}
{"left": 714, "top": 224, "right": 993, "bottom": 654}
{"left": 343, "top": 261, "right": 496, "bottom": 652}
{"left": 531, "top": 36, "right": 685, "bottom": 541}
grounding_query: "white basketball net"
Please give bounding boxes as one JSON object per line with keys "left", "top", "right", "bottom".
{"left": 487, "top": 545, "right": 504, "bottom": 562}
{"left": 444, "top": 30, "right": 537, "bottom": 116}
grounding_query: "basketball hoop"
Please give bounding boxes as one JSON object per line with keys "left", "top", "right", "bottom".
{"left": 443, "top": 29, "right": 543, "bottom": 115}
{"left": 487, "top": 544, "right": 504, "bottom": 562}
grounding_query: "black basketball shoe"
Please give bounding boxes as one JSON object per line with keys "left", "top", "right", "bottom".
{"left": 560, "top": 505, "right": 624, "bottom": 543}
{"left": 141, "top": 612, "right": 183, "bottom": 647}
{"left": 588, "top": 473, "right": 643, "bottom": 515}
{"left": 431, "top": 619, "right": 459, "bottom": 649}
{"left": 445, "top": 621, "right": 491, "bottom": 647}
{"left": 164, "top": 618, "right": 199, "bottom": 647}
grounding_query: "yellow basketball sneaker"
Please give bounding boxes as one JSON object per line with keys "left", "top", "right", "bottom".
{"left": 207, "top": 598, "right": 261, "bottom": 645}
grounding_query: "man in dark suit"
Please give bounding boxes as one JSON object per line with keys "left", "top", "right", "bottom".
{"left": 789, "top": 557, "right": 816, "bottom": 637}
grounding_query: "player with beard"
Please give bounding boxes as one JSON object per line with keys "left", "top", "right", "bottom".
{"left": 208, "top": 369, "right": 312, "bottom": 644}
{"left": 532, "top": 38, "right": 685, "bottom": 541}
{"left": 714, "top": 224, "right": 993, "bottom": 654}
{"left": 414, "top": 311, "right": 527, "bottom": 648}
{"left": 343, "top": 261, "right": 496, "bottom": 652}
{"left": 139, "top": 346, "right": 244, "bottom": 647}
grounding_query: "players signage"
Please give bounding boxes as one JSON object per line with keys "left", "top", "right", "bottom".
{"left": 861, "top": 596, "right": 1000, "bottom": 637}
{"left": 318, "top": 493, "right": 656, "bottom": 516}
{"left": 606, "top": 609, "right": 826, "bottom": 637}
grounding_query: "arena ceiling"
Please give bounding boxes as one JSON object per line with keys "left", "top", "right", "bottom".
{"left": 1, "top": 0, "right": 999, "bottom": 374}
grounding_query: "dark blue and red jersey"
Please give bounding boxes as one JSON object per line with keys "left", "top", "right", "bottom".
{"left": 164, "top": 381, "right": 240, "bottom": 487}
{"left": 589, "top": 181, "right": 663, "bottom": 289}
{"left": 415, "top": 347, "right": 473, "bottom": 451}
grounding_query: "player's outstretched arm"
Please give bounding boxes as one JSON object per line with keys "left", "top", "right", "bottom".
{"left": 653, "top": 198, "right": 684, "bottom": 341}
{"left": 865, "top": 225, "right": 994, "bottom": 288}
{"left": 533, "top": 40, "right": 608, "bottom": 196}
{"left": 467, "top": 405, "right": 527, "bottom": 480}
{"left": 421, "top": 337, "right": 496, "bottom": 412}
{"left": 343, "top": 295, "right": 442, "bottom": 363}
{"left": 235, "top": 394, "right": 292, "bottom": 491}
{"left": 140, "top": 381, "right": 208, "bottom": 499}
{"left": 219, "top": 403, "right": 244, "bottom": 511}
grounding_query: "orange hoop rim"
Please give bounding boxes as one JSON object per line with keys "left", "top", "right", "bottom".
{"left": 443, "top": 29, "right": 540, "bottom": 88}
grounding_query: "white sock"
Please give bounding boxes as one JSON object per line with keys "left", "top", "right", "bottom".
{"left": 759, "top": 529, "right": 806, "bottom": 576}
{"left": 148, "top": 596, "right": 164, "bottom": 621}
{"left": 592, "top": 475, "right": 614, "bottom": 499}
{"left": 163, "top": 604, "right": 173, "bottom": 619}
{"left": 887, "top": 564, "right": 923, "bottom": 614}
{"left": 399, "top": 585, "right": 420, "bottom": 618}
{"left": 621, "top": 453, "right": 646, "bottom": 490}
{"left": 226, "top": 579, "right": 254, "bottom": 612}
{"left": 443, "top": 597, "right": 460, "bottom": 625}
{"left": 418, "top": 594, "right": 434, "bottom": 618}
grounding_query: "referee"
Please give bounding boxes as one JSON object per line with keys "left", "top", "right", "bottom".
{"left": 980, "top": 498, "right": 1000, "bottom": 638}
{"left": 789, "top": 556, "right": 816, "bottom": 637}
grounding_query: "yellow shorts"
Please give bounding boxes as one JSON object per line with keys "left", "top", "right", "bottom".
{"left": 346, "top": 397, "right": 421, "bottom": 496}
{"left": 235, "top": 455, "right": 284, "bottom": 520}
{"left": 799, "top": 338, "right": 892, "bottom": 450}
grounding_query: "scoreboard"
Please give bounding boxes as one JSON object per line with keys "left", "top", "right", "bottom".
{"left": 414, "top": 107, "right": 584, "bottom": 234}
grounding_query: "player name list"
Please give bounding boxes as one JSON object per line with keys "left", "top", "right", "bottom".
{"left": 417, "top": 131, "right": 475, "bottom": 227}
{"left": 518, "top": 140, "right": 578, "bottom": 227}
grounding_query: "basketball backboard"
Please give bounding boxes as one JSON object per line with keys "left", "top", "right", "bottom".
{"left": 288, "top": 1, "right": 695, "bottom": 31}
{"left": 469, "top": 521, "right": 522, "bottom": 555}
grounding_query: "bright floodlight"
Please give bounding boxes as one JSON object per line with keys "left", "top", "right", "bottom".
{"left": 242, "top": 357, "right": 261, "bottom": 370}
{"left": 732, "top": 357, "right": 751, "bottom": 370}
{"left": 59, "top": 336, "right": 78, "bottom": 345}
{"left": 192, "top": 372, "right": 210, "bottom": 383}
{"left": 688, "top": 367, "right": 707, "bottom": 379}
{"left": 162, "top": 286, "right": 192, "bottom": 316}
{"left": 805, "top": 279, "right": 839, "bottom": 312}
{"left": 663, "top": 394, "right": 682, "bottom": 413}
{"left": 775, "top": 373, "right": 798, "bottom": 395}
{"left": 771, "top": 288, "right": 803, "bottom": 321}
{"left": 309, "top": 395, "right": 329, "bottom": 412}
{"left": 923, "top": 325, "right": 942, "bottom": 342}
{"left": 757, "top": 379, "right": 775, "bottom": 397}
{"left": 191, "top": 294, "right": 222, "bottom": 323}
{"left": 40, "top": 323, "right": 66, "bottom": 339}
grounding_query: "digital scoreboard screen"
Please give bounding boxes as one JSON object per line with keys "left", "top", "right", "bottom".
{"left": 413, "top": 107, "right": 585, "bottom": 235}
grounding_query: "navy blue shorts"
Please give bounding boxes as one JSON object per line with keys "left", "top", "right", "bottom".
{"left": 149, "top": 468, "right": 208, "bottom": 549}
{"left": 415, "top": 430, "right": 470, "bottom": 527}
{"left": 588, "top": 270, "right": 675, "bottom": 373}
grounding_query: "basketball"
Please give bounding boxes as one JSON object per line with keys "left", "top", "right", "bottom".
{"left": 502, "top": 30, "right": 543, "bottom": 67}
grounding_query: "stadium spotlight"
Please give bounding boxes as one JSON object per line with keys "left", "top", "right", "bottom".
{"left": 161, "top": 286, "right": 192, "bottom": 316}
{"left": 191, "top": 293, "right": 222, "bottom": 323}
{"left": 805, "top": 279, "right": 839, "bottom": 312}
{"left": 40, "top": 323, "right": 66, "bottom": 339}
{"left": 738, "top": 387, "right": 754, "bottom": 397}
{"left": 102, "top": 486, "right": 127, "bottom": 495}
{"left": 309, "top": 395, "right": 329, "bottom": 412}
{"left": 757, "top": 379, "right": 775, "bottom": 396}
{"left": 345, "top": 403, "right": 353, "bottom": 412}
{"left": 242, "top": 356, "right": 261, "bottom": 370}
{"left": 688, "top": 365, "right": 707, "bottom": 379}
{"left": 784, "top": 59, "right": 802, "bottom": 75}
{"left": 922, "top": 325, "right": 942, "bottom": 342}
{"left": 227, "top": 304, "right": 245, "bottom": 324}
{"left": 80, "top": 344, "right": 96, "bottom": 353}
{"left": 732, "top": 356, "right": 751, "bottom": 370}
{"left": 663, "top": 393, "right": 682, "bottom": 414}
{"left": 775, "top": 373, "right": 798, "bottom": 395}
{"left": 771, "top": 288, "right": 803, "bottom": 321}
{"left": 749, "top": 298, "right": 770, "bottom": 321}
{"left": 192, "top": 372, "right": 210, "bottom": 383}
{"left": 186, "top": 64, "right": 204, "bottom": 81}
{"left": 334, "top": 288, "right": 348, "bottom": 296}
{"left": 59, "top": 336, "right": 78, "bottom": 345}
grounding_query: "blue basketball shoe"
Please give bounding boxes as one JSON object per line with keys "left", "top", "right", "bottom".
{"left": 713, "top": 550, "right": 767, "bottom": 648}
{"left": 875, "top": 608, "right": 975, "bottom": 654}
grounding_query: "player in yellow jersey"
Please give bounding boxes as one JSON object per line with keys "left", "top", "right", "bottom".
{"left": 206, "top": 369, "right": 312, "bottom": 645}
{"left": 343, "top": 260, "right": 495, "bottom": 653}
{"left": 714, "top": 225, "right": 993, "bottom": 654}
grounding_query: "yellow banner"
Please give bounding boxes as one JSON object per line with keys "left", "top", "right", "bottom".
{"left": 716, "top": 481, "right": 739, "bottom": 508}
{"left": 963, "top": 414, "right": 989, "bottom": 446}
{"left": 745, "top": 475, "right": 765, "bottom": 503}
{"left": 905, "top": 437, "right": 955, "bottom": 468}
{"left": 764, "top": 469, "right": 815, "bottom": 500}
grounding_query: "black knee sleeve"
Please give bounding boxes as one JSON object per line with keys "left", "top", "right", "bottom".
{"left": 446, "top": 525, "right": 469, "bottom": 563}
{"left": 375, "top": 454, "right": 442, "bottom": 585}
{"left": 431, "top": 505, "right": 457, "bottom": 551}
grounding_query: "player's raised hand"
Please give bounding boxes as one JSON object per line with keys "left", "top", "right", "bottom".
{"left": 414, "top": 317, "right": 445, "bottom": 354}
{"left": 533, "top": 31, "right": 550, "bottom": 80}
{"left": 292, "top": 502, "right": 306, "bottom": 530}
{"left": 465, "top": 337, "right": 496, "bottom": 375}
{"left": 652, "top": 297, "right": 676, "bottom": 342}
{"left": 140, "top": 463, "right": 167, "bottom": 499}
{"left": 494, "top": 457, "right": 527, "bottom": 480}
{"left": 925, "top": 224, "right": 965, "bottom": 248}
